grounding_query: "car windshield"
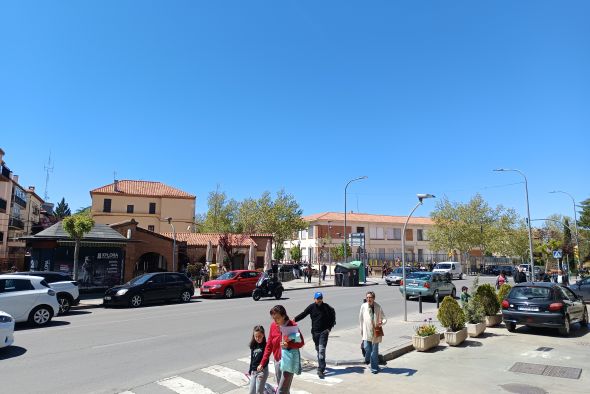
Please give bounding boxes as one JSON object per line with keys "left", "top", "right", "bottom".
{"left": 216, "top": 271, "right": 238, "bottom": 281}
{"left": 510, "top": 286, "right": 551, "bottom": 300}
{"left": 435, "top": 264, "right": 451, "bottom": 270}
{"left": 391, "top": 268, "right": 404, "bottom": 274}
{"left": 407, "top": 272, "right": 432, "bottom": 280}
{"left": 126, "top": 274, "right": 152, "bottom": 286}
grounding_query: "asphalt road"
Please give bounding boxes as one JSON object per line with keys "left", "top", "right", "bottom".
{"left": 0, "top": 275, "right": 495, "bottom": 394}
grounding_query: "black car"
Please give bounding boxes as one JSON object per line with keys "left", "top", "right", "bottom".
{"left": 501, "top": 282, "right": 588, "bottom": 336}
{"left": 103, "top": 272, "right": 194, "bottom": 308}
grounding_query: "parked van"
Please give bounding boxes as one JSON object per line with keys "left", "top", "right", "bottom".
{"left": 432, "top": 261, "right": 464, "bottom": 280}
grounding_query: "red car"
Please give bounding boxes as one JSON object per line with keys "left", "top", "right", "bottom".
{"left": 200, "top": 270, "right": 261, "bottom": 299}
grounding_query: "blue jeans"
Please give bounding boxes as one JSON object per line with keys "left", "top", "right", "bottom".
{"left": 364, "top": 340, "right": 380, "bottom": 373}
{"left": 313, "top": 329, "right": 330, "bottom": 372}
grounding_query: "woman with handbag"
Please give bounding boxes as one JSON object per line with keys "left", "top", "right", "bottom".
{"left": 359, "top": 291, "right": 386, "bottom": 374}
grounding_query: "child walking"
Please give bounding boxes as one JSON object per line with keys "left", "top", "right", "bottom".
{"left": 248, "top": 325, "right": 269, "bottom": 394}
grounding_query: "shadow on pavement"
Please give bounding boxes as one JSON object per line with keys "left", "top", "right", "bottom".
{"left": 325, "top": 366, "right": 366, "bottom": 376}
{"left": 515, "top": 324, "right": 589, "bottom": 338}
{"left": 15, "top": 320, "right": 71, "bottom": 331}
{"left": 457, "top": 339, "right": 483, "bottom": 348}
{"left": 64, "top": 310, "right": 92, "bottom": 316}
{"left": 0, "top": 346, "right": 27, "bottom": 360}
{"left": 380, "top": 367, "right": 418, "bottom": 376}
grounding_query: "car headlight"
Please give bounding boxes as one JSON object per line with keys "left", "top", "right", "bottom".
{"left": 116, "top": 289, "right": 129, "bottom": 296}
{"left": 211, "top": 285, "right": 222, "bottom": 289}
{"left": 0, "top": 315, "right": 13, "bottom": 323}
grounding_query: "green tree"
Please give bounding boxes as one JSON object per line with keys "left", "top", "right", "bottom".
{"left": 290, "top": 243, "right": 302, "bottom": 263}
{"left": 54, "top": 197, "right": 71, "bottom": 219}
{"left": 331, "top": 243, "right": 351, "bottom": 262}
{"left": 578, "top": 198, "right": 590, "bottom": 229}
{"left": 265, "top": 190, "right": 307, "bottom": 245}
{"left": 200, "top": 186, "right": 239, "bottom": 233}
{"left": 75, "top": 206, "right": 91, "bottom": 216}
{"left": 62, "top": 214, "right": 94, "bottom": 280}
{"left": 273, "top": 243, "right": 285, "bottom": 261}
{"left": 236, "top": 198, "right": 260, "bottom": 234}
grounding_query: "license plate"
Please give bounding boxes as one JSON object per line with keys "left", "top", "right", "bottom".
{"left": 104, "top": 296, "right": 111, "bottom": 300}
{"left": 202, "top": 288, "right": 209, "bottom": 293}
{"left": 518, "top": 306, "right": 539, "bottom": 312}
{"left": 408, "top": 283, "right": 418, "bottom": 287}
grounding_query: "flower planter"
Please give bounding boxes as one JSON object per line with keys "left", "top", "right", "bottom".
{"left": 485, "top": 314, "right": 502, "bottom": 327}
{"left": 444, "top": 327, "right": 468, "bottom": 346}
{"left": 466, "top": 322, "right": 486, "bottom": 338}
{"left": 412, "top": 333, "right": 440, "bottom": 352}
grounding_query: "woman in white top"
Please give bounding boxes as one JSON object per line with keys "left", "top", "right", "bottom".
{"left": 359, "top": 291, "right": 386, "bottom": 374}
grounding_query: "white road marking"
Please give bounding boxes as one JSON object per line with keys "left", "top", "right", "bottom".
{"left": 157, "top": 376, "right": 217, "bottom": 394}
{"left": 202, "top": 365, "right": 250, "bottom": 387}
{"left": 92, "top": 335, "right": 168, "bottom": 349}
{"left": 236, "top": 358, "right": 342, "bottom": 386}
{"left": 118, "top": 391, "right": 135, "bottom": 394}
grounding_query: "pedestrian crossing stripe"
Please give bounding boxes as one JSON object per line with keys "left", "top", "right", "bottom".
{"left": 157, "top": 376, "right": 217, "bottom": 394}
{"left": 202, "top": 365, "right": 250, "bottom": 387}
{"left": 236, "top": 357, "right": 343, "bottom": 386}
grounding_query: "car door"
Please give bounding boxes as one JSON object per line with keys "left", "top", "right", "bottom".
{"left": 561, "top": 287, "right": 584, "bottom": 322}
{"left": 234, "top": 272, "right": 249, "bottom": 294}
{"left": 575, "top": 278, "right": 590, "bottom": 302}
{"left": 165, "top": 273, "right": 184, "bottom": 298}
{"left": 0, "top": 278, "right": 37, "bottom": 320}
{"left": 143, "top": 274, "right": 167, "bottom": 302}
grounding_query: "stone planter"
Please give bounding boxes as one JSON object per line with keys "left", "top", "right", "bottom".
{"left": 412, "top": 333, "right": 440, "bottom": 352}
{"left": 444, "top": 327, "right": 468, "bottom": 346}
{"left": 466, "top": 322, "right": 486, "bottom": 338}
{"left": 485, "top": 314, "right": 502, "bottom": 327}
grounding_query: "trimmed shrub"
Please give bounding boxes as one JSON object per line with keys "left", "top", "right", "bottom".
{"left": 475, "top": 283, "right": 501, "bottom": 316}
{"left": 497, "top": 283, "right": 512, "bottom": 304}
{"left": 437, "top": 295, "right": 466, "bottom": 331}
{"left": 463, "top": 294, "right": 485, "bottom": 324}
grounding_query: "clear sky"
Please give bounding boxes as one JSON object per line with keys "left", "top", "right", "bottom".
{"left": 1, "top": 1, "right": 588, "bottom": 222}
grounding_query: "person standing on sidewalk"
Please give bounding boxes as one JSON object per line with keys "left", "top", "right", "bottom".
{"left": 294, "top": 292, "right": 336, "bottom": 378}
{"left": 259, "top": 305, "right": 305, "bottom": 394}
{"left": 359, "top": 291, "right": 386, "bottom": 374}
{"left": 321, "top": 263, "right": 327, "bottom": 281}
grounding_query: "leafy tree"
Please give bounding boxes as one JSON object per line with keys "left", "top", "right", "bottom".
{"left": 578, "top": 198, "right": 590, "bottom": 229}
{"left": 200, "top": 186, "right": 239, "bottom": 233}
{"left": 273, "top": 243, "right": 285, "bottom": 261}
{"left": 563, "top": 217, "right": 573, "bottom": 262}
{"left": 54, "top": 197, "right": 71, "bottom": 219}
{"left": 236, "top": 198, "right": 260, "bottom": 234}
{"left": 217, "top": 233, "right": 248, "bottom": 269}
{"left": 75, "top": 206, "right": 91, "bottom": 216}
{"left": 331, "top": 243, "right": 351, "bottom": 262}
{"left": 290, "top": 243, "right": 302, "bottom": 263}
{"left": 62, "top": 214, "right": 94, "bottom": 280}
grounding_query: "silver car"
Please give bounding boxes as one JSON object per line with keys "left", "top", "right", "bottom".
{"left": 571, "top": 277, "right": 590, "bottom": 302}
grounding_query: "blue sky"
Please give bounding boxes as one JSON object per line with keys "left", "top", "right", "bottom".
{"left": 1, "top": 1, "right": 588, "bottom": 221}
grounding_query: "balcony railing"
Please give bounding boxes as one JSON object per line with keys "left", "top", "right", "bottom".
{"left": 8, "top": 217, "right": 24, "bottom": 230}
{"left": 13, "top": 195, "right": 27, "bottom": 208}
{"left": 0, "top": 164, "right": 11, "bottom": 180}
{"left": 0, "top": 198, "right": 6, "bottom": 212}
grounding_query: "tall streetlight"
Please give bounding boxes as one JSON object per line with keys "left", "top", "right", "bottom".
{"left": 328, "top": 220, "right": 332, "bottom": 278}
{"left": 344, "top": 176, "right": 368, "bottom": 263}
{"left": 494, "top": 168, "right": 534, "bottom": 281}
{"left": 550, "top": 190, "right": 581, "bottom": 272}
{"left": 166, "top": 217, "right": 177, "bottom": 272}
{"left": 402, "top": 193, "right": 435, "bottom": 322}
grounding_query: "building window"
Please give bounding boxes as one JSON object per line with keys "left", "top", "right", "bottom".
{"left": 0, "top": 231, "right": 3, "bottom": 243}
{"left": 369, "top": 226, "right": 384, "bottom": 240}
{"left": 301, "top": 229, "right": 308, "bottom": 240}
{"left": 418, "top": 249, "right": 424, "bottom": 262}
{"left": 149, "top": 202, "right": 156, "bottom": 214}
{"left": 405, "top": 229, "right": 413, "bottom": 241}
{"left": 127, "top": 205, "right": 134, "bottom": 214}
{"left": 385, "top": 228, "right": 394, "bottom": 240}
{"left": 103, "top": 199, "right": 111, "bottom": 213}
{"left": 356, "top": 226, "right": 365, "bottom": 233}
{"left": 308, "top": 226, "right": 314, "bottom": 238}
{"left": 148, "top": 225, "right": 155, "bottom": 232}
{"left": 393, "top": 228, "right": 402, "bottom": 240}
{"left": 417, "top": 229, "right": 424, "bottom": 241}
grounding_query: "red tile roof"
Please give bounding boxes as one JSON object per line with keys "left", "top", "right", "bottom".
{"left": 91, "top": 180, "right": 195, "bottom": 199}
{"left": 303, "top": 212, "right": 433, "bottom": 225}
{"left": 160, "top": 233, "right": 257, "bottom": 247}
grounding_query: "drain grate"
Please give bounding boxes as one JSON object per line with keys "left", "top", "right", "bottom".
{"left": 510, "top": 362, "right": 582, "bottom": 380}
{"left": 535, "top": 347, "right": 553, "bottom": 352}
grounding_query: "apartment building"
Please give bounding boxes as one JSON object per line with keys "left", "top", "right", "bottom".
{"left": 90, "top": 180, "right": 196, "bottom": 233}
{"left": 284, "top": 212, "right": 444, "bottom": 263}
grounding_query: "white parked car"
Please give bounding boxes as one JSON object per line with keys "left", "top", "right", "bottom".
{"left": 432, "top": 262, "right": 464, "bottom": 280}
{"left": 0, "top": 310, "right": 15, "bottom": 348}
{"left": 0, "top": 275, "right": 60, "bottom": 327}
{"left": 13, "top": 272, "right": 80, "bottom": 314}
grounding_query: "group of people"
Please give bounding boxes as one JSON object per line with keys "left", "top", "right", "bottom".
{"left": 495, "top": 266, "right": 560, "bottom": 289}
{"left": 246, "top": 290, "right": 385, "bottom": 393}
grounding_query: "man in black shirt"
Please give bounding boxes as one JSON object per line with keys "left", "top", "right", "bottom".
{"left": 294, "top": 292, "right": 336, "bottom": 378}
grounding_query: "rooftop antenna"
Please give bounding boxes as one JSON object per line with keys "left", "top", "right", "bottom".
{"left": 43, "top": 152, "right": 53, "bottom": 201}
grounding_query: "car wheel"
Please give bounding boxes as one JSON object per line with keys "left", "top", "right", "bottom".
{"left": 405, "top": 294, "right": 411, "bottom": 300}
{"left": 387, "top": 282, "right": 392, "bottom": 286}
{"left": 57, "top": 294, "right": 72, "bottom": 314}
{"left": 558, "top": 316, "right": 571, "bottom": 336}
{"left": 582, "top": 307, "right": 589, "bottom": 327}
{"left": 506, "top": 322, "right": 516, "bottom": 332}
{"left": 451, "top": 288, "right": 456, "bottom": 299}
{"left": 180, "top": 290, "right": 192, "bottom": 303}
{"left": 129, "top": 294, "right": 143, "bottom": 308}
{"left": 432, "top": 290, "right": 439, "bottom": 302}
{"left": 224, "top": 287, "right": 234, "bottom": 299}
{"left": 460, "top": 273, "right": 464, "bottom": 280}
{"left": 28, "top": 306, "right": 53, "bottom": 327}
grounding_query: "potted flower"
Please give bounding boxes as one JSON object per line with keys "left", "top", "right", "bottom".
{"left": 475, "top": 284, "right": 502, "bottom": 327}
{"left": 437, "top": 296, "right": 467, "bottom": 346}
{"left": 463, "top": 294, "right": 486, "bottom": 337}
{"left": 412, "top": 318, "right": 440, "bottom": 351}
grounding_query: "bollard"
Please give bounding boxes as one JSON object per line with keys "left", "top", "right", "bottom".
{"left": 418, "top": 294, "right": 423, "bottom": 313}
{"left": 436, "top": 293, "right": 440, "bottom": 309}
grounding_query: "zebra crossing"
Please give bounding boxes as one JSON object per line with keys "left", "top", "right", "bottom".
{"left": 118, "top": 356, "right": 347, "bottom": 394}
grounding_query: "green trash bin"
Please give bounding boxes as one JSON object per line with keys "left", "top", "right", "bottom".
{"left": 349, "top": 260, "right": 365, "bottom": 283}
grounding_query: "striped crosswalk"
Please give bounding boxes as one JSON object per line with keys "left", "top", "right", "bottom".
{"left": 118, "top": 354, "right": 350, "bottom": 394}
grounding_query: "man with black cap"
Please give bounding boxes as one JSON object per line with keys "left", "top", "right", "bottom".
{"left": 294, "top": 292, "right": 336, "bottom": 378}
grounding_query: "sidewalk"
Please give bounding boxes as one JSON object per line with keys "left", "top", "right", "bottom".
{"left": 71, "top": 277, "right": 379, "bottom": 310}
{"left": 301, "top": 307, "right": 444, "bottom": 366}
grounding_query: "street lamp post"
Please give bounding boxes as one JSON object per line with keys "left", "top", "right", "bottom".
{"left": 494, "top": 169, "right": 535, "bottom": 281}
{"left": 166, "top": 217, "right": 177, "bottom": 272}
{"left": 402, "top": 194, "right": 435, "bottom": 322}
{"left": 344, "top": 176, "right": 367, "bottom": 263}
{"left": 328, "top": 221, "right": 332, "bottom": 278}
{"left": 550, "top": 190, "right": 581, "bottom": 273}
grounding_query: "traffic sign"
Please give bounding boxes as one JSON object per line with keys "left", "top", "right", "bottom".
{"left": 552, "top": 250, "right": 562, "bottom": 259}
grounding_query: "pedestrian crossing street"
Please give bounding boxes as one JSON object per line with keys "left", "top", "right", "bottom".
{"left": 118, "top": 356, "right": 349, "bottom": 394}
